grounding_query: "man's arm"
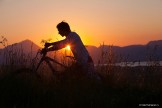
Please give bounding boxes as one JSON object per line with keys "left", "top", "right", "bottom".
{"left": 46, "top": 39, "right": 69, "bottom": 52}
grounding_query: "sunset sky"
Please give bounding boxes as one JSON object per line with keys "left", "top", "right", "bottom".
{"left": 0, "top": 0, "right": 162, "bottom": 48}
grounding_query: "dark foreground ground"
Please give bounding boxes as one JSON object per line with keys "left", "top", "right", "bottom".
{"left": 0, "top": 66, "right": 162, "bottom": 108}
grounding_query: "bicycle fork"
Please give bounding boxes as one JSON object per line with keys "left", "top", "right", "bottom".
{"left": 35, "top": 56, "right": 60, "bottom": 74}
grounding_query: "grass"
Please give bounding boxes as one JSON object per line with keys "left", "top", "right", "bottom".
{"left": 0, "top": 70, "right": 162, "bottom": 108}
{"left": 0, "top": 38, "right": 162, "bottom": 108}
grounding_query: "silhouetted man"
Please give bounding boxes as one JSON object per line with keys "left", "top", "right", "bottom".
{"left": 42, "top": 21, "right": 100, "bottom": 79}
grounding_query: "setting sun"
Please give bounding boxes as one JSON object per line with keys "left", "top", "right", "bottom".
{"left": 66, "top": 45, "right": 71, "bottom": 51}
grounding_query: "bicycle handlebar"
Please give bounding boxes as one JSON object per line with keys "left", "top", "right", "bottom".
{"left": 40, "top": 46, "right": 48, "bottom": 55}
{"left": 33, "top": 45, "right": 75, "bottom": 72}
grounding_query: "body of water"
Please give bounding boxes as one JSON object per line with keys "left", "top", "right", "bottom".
{"left": 95, "top": 61, "right": 162, "bottom": 67}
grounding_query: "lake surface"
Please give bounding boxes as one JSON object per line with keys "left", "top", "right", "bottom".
{"left": 95, "top": 61, "right": 162, "bottom": 67}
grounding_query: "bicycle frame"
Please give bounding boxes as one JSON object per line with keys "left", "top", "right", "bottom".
{"left": 34, "top": 49, "right": 68, "bottom": 73}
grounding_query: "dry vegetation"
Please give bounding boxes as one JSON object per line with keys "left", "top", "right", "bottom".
{"left": 0, "top": 37, "right": 162, "bottom": 108}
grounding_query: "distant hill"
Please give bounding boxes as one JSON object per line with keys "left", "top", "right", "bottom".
{"left": 0, "top": 39, "right": 41, "bottom": 64}
{"left": 5, "top": 39, "right": 41, "bottom": 54}
{"left": 147, "top": 40, "right": 162, "bottom": 46}
{"left": 86, "top": 40, "right": 162, "bottom": 64}
{"left": 0, "top": 39, "right": 162, "bottom": 64}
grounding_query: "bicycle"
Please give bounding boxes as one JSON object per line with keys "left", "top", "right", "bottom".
{"left": 13, "top": 46, "right": 101, "bottom": 83}
{"left": 13, "top": 46, "right": 77, "bottom": 82}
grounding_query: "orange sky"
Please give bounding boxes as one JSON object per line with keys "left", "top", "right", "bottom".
{"left": 0, "top": 0, "right": 162, "bottom": 48}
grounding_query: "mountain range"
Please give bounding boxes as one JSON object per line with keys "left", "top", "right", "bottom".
{"left": 87, "top": 40, "right": 162, "bottom": 63}
{"left": 0, "top": 39, "right": 162, "bottom": 64}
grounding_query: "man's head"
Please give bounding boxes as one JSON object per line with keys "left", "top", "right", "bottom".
{"left": 57, "top": 21, "right": 71, "bottom": 37}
